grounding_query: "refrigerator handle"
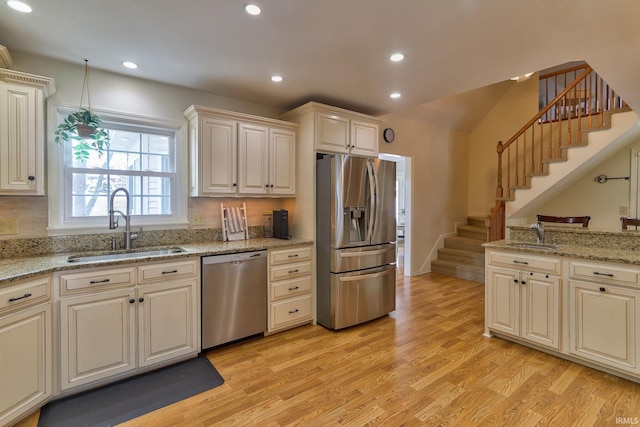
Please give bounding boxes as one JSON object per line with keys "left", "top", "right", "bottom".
{"left": 366, "top": 159, "right": 377, "bottom": 242}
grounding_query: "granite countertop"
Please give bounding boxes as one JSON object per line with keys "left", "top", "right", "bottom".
{"left": 0, "top": 237, "right": 313, "bottom": 286}
{"left": 484, "top": 240, "right": 640, "bottom": 265}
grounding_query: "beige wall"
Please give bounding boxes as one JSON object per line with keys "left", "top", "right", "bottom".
{"left": 379, "top": 114, "right": 469, "bottom": 276}
{"left": 533, "top": 139, "right": 640, "bottom": 231}
{"left": 467, "top": 76, "right": 539, "bottom": 216}
{"left": 0, "top": 52, "right": 286, "bottom": 239}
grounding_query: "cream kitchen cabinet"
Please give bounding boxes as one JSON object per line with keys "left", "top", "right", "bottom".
{"left": 184, "top": 105, "right": 297, "bottom": 197}
{"left": 56, "top": 258, "right": 199, "bottom": 391}
{"left": 238, "top": 123, "right": 296, "bottom": 196}
{"left": 568, "top": 259, "right": 640, "bottom": 374}
{"left": 486, "top": 250, "right": 561, "bottom": 350}
{"left": 281, "top": 101, "right": 381, "bottom": 157}
{"left": 0, "top": 69, "right": 55, "bottom": 195}
{"left": 267, "top": 245, "right": 313, "bottom": 333}
{"left": 0, "top": 274, "right": 52, "bottom": 427}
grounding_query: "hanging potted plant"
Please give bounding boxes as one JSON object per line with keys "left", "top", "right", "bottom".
{"left": 54, "top": 60, "right": 110, "bottom": 162}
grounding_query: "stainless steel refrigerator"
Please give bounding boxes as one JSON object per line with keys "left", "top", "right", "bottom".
{"left": 316, "top": 154, "right": 396, "bottom": 330}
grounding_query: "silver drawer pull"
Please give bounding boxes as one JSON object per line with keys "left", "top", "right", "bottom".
{"left": 513, "top": 260, "right": 529, "bottom": 265}
{"left": 593, "top": 271, "right": 614, "bottom": 277}
{"left": 9, "top": 293, "right": 32, "bottom": 302}
{"left": 162, "top": 270, "right": 179, "bottom": 274}
{"left": 288, "top": 286, "right": 300, "bottom": 291}
{"left": 288, "top": 254, "right": 299, "bottom": 258}
{"left": 288, "top": 309, "right": 299, "bottom": 314}
{"left": 90, "top": 278, "right": 110, "bottom": 284}
{"left": 288, "top": 269, "right": 299, "bottom": 274}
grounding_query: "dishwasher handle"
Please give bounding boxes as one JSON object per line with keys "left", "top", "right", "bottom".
{"left": 202, "top": 250, "right": 267, "bottom": 265}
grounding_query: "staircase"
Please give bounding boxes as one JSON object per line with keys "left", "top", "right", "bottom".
{"left": 431, "top": 216, "right": 486, "bottom": 283}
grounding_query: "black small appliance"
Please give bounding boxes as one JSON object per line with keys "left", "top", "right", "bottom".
{"left": 273, "top": 209, "right": 289, "bottom": 239}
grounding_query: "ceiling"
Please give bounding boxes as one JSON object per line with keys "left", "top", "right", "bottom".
{"left": 1, "top": 0, "right": 640, "bottom": 125}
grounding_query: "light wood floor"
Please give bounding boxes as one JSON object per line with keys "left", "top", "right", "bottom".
{"left": 18, "top": 268, "right": 640, "bottom": 426}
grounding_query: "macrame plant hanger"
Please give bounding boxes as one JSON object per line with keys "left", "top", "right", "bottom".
{"left": 76, "top": 60, "right": 94, "bottom": 138}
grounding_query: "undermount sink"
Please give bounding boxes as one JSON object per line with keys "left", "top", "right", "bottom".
{"left": 505, "top": 242, "right": 558, "bottom": 250}
{"left": 67, "top": 247, "right": 187, "bottom": 263}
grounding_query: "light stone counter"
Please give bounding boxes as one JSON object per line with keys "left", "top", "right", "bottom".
{"left": 484, "top": 225, "right": 640, "bottom": 264}
{"left": 0, "top": 237, "right": 313, "bottom": 286}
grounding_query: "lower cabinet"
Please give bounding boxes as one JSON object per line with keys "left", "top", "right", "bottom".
{"left": 57, "top": 258, "right": 199, "bottom": 392}
{"left": 487, "top": 265, "right": 561, "bottom": 350}
{"left": 486, "top": 249, "right": 640, "bottom": 380}
{"left": 268, "top": 245, "right": 313, "bottom": 333}
{"left": 0, "top": 275, "right": 52, "bottom": 427}
{"left": 569, "top": 280, "right": 640, "bottom": 373}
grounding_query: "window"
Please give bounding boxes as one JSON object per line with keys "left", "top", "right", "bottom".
{"left": 48, "top": 107, "right": 187, "bottom": 233}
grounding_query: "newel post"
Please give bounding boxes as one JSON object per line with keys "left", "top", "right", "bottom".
{"left": 496, "top": 140, "right": 504, "bottom": 199}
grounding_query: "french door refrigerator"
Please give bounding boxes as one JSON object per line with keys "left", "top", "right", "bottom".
{"left": 316, "top": 153, "right": 396, "bottom": 330}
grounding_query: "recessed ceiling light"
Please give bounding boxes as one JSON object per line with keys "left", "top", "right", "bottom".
{"left": 271, "top": 75, "right": 283, "bottom": 82}
{"left": 245, "top": 4, "right": 261, "bottom": 15}
{"left": 390, "top": 53, "right": 405, "bottom": 62}
{"left": 122, "top": 61, "right": 138, "bottom": 69}
{"left": 6, "top": 0, "right": 32, "bottom": 13}
{"left": 390, "top": 92, "right": 402, "bottom": 99}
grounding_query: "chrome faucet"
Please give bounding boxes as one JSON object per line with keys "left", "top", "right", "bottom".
{"left": 108, "top": 188, "right": 139, "bottom": 250}
{"left": 530, "top": 221, "right": 545, "bottom": 244}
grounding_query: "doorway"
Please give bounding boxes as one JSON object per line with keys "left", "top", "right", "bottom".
{"left": 379, "top": 154, "right": 411, "bottom": 276}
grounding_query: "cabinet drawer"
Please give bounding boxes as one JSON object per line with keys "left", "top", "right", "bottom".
{"left": 138, "top": 259, "right": 198, "bottom": 283}
{"left": 488, "top": 250, "right": 561, "bottom": 275}
{"left": 569, "top": 260, "right": 640, "bottom": 287}
{"left": 0, "top": 275, "right": 51, "bottom": 315}
{"left": 269, "top": 246, "right": 312, "bottom": 265}
{"left": 59, "top": 267, "right": 136, "bottom": 295}
{"left": 271, "top": 276, "right": 312, "bottom": 301}
{"left": 269, "top": 261, "right": 311, "bottom": 282}
{"left": 270, "top": 294, "right": 312, "bottom": 329}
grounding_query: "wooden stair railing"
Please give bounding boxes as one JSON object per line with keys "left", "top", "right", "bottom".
{"left": 486, "top": 65, "right": 627, "bottom": 241}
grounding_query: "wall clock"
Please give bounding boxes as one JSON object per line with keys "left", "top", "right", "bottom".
{"left": 383, "top": 128, "right": 395, "bottom": 143}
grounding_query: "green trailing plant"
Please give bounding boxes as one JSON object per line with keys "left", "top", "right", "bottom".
{"left": 54, "top": 108, "right": 110, "bottom": 163}
{"left": 54, "top": 60, "right": 110, "bottom": 163}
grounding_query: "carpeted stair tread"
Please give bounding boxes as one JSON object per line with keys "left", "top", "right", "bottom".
{"left": 437, "top": 247, "right": 485, "bottom": 267}
{"left": 443, "top": 236, "right": 486, "bottom": 252}
{"left": 431, "top": 259, "right": 484, "bottom": 283}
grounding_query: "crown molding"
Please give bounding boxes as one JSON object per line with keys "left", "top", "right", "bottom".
{"left": 0, "top": 68, "right": 56, "bottom": 97}
{"left": 0, "top": 45, "right": 14, "bottom": 69}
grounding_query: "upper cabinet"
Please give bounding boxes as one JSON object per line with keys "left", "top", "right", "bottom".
{"left": 282, "top": 101, "right": 382, "bottom": 157}
{"left": 0, "top": 69, "right": 55, "bottom": 195}
{"left": 184, "top": 105, "right": 297, "bottom": 197}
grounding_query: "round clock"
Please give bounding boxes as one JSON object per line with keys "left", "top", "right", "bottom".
{"left": 383, "top": 128, "right": 395, "bottom": 143}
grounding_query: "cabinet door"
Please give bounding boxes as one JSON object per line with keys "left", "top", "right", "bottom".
{"left": 316, "top": 112, "right": 349, "bottom": 153}
{"left": 269, "top": 128, "right": 296, "bottom": 195}
{"left": 200, "top": 117, "right": 237, "bottom": 195}
{"left": 521, "top": 273, "right": 560, "bottom": 349}
{"left": 138, "top": 279, "right": 198, "bottom": 367}
{"left": 238, "top": 122, "right": 269, "bottom": 195}
{"left": 350, "top": 119, "right": 378, "bottom": 157}
{"left": 0, "top": 82, "right": 42, "bottom": 194}
{"left": 569, "top": 280, "right": 640, "bottom": 373}
{"left": 0, "top": 303, "right": 51, "bottom": 427}
{"left": 486, "top": 266, "right": 520, "bottom": 337}
{"left": 59, "top": 288, "right": 136, "bottom": 390}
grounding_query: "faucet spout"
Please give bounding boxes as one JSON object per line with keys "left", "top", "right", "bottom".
{"left": 108, "top": 188, "right": 139, "bottom": 250}
{"left": 530, "top": 221, "right": 545, "bottom": 244}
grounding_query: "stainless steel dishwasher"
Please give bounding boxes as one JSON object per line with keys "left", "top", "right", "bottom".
{"left": 201, "top": 250, "right": 267, "bottom": 349}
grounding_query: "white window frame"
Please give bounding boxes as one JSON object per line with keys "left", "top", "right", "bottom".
{"left": 47, "top": 105, "right": 189, "bottom": 235}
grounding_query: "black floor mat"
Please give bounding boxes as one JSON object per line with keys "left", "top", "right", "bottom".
{"left": 38, "top": 356, "right": 224, "bottom": 427}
